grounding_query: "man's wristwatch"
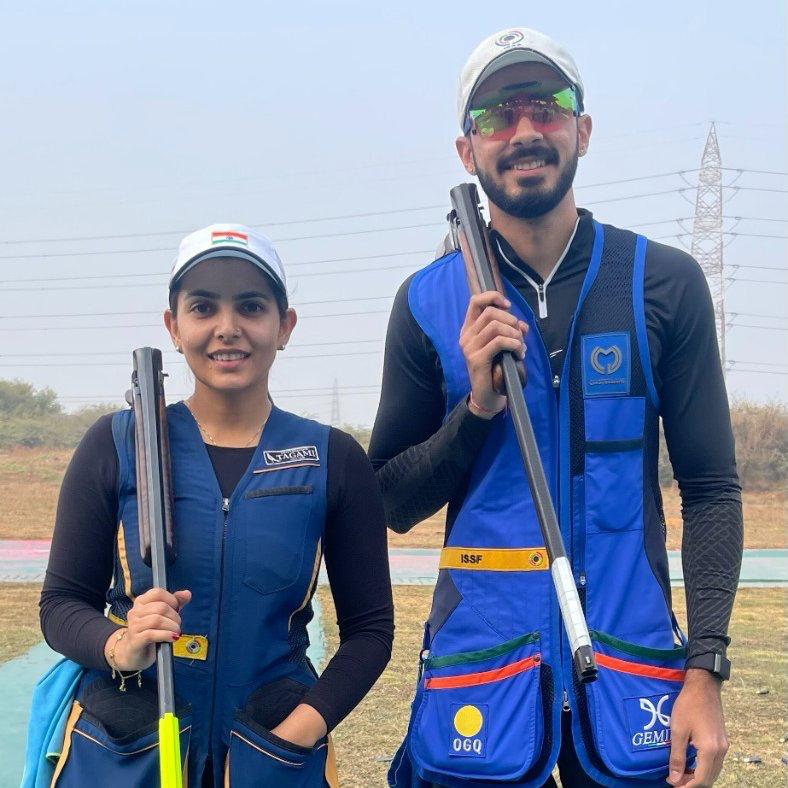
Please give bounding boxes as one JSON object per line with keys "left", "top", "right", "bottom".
{"left": 685, "top": 652, "right": 731, "bottom": 681}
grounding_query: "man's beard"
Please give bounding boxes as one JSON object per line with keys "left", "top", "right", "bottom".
{"left": 476, "top": 143, "right": 579, "bottom": 220}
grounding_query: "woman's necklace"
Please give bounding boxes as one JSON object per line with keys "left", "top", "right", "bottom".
{"left": 184, "top": 397, "right": 268, "bottom": 448}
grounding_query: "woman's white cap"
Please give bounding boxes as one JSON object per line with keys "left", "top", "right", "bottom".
{"left": 169, "top": 223, "right": 287, "bottom": 302}
{"left": 457, "top": 27, "right": 584, "bottom": 129}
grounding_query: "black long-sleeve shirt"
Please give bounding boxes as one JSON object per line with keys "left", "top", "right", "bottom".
{"left": 369, "top": 209, "right": 742, "bottom": 669}
{"left": 40, "top": 415, "right": 394, "bottom": 732}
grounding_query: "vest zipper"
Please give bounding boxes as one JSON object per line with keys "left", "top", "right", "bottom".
{"left": 208, "top": 497, "right": 231, "bottom": 765}
{"left": 537, "top": 283, "right": 547, "bottom": 319}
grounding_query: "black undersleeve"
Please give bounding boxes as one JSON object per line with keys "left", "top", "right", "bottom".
{"left": 39, "top": 414, "right": 393, "bottom": 732}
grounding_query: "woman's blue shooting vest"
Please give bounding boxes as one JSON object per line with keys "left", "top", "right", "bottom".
{"left": 389, "top": 223, "right": 691, "bottom": 788}
{"left": 50, "top": 403, "right": 338, "bottom": 788}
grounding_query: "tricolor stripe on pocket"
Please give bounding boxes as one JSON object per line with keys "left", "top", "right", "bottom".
{"left": 595, "top": 652, "right": 685, "bottom": 682}
{"left": 424, "top": 655, "right": 540, "bottom": 690}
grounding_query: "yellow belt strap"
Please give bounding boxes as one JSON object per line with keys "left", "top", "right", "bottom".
{"left": 439, "top": 547, "right": 550, "bottom": 571}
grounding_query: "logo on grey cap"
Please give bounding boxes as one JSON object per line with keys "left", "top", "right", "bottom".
{"left": 495, "top": 30, "right": 524, "bottom": 48}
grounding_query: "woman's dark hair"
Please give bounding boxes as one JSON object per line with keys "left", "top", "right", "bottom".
{"left": 168, "top": 279, "right": 289, "bottom": 319}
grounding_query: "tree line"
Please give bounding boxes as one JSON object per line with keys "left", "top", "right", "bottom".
{"left": 1, "top": 379, "right": 785, "bottom": 491}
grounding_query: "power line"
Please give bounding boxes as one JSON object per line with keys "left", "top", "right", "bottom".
{"left": 0, "top": 249, "right": 434, "bottom": 285}
{"left": 654, "top": 231, "right": 788, "bottom": 241}
{"left": 726, "top": 233, "right": 788, "bottom": 240}
{"left": 721, "top": 168, "right": 788, "bottom": 177}
{"left": 722, "top": 216, "right": 788, "bottom": 223}
{"left": 575, "top": 170, "right": 697, "bottom": 189}
{"left": 0, "top": 172, "right": 701, "bottom": 248}
{"left": 728, "top": 323, "right": 788, "bottom": 332}
{"left": 0, "top": 308, "right": 391, "bottom": 331}
{"left": 726, "top": 367, "right": 788, "bottom": 377}
{"left": 726, "top": 312, "right": 787, "bottom": 320}
{"left": 0, "top": 261, "right": 418, "bottom": 292}
{"left": 727, "top": 278, "right": 788, "bottom": 285}
{"left": 0, "top": 206, "right": 447, "bottom": 246}
{"left": 725, "top": 263, "right": 788, "bottom": 271}
{"left": 0, "top": 338, "right": 385, "bottom": 357}
{"left": 0, "top": 349, "right": 385, "bottom": 368}
{"left": 0, "top": 295, "right": 397, "bottom": 320}
{"left": 727, "top": 359, "right": 788, "bottom": 368}
{"left": 584, "top": 188, "right": 689, "bottom": 206}
{"left": 0, "top": 222, "right": 446, "bottom": 261}
{"left": 0, "top": 187, "right": 780, "bottom": 263}
{"left": 728, "top": 186, "right": 788, "bottom": 194}
{"left": 58, "top": 383, "right": 383, "bottom": 400}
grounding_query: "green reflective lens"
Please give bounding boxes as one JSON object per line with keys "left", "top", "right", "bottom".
{"left": 553, "top": 87, "right": 577, "bottom": 112}
{"left": 469, "top": 86, "right": 579, "bottom": 139}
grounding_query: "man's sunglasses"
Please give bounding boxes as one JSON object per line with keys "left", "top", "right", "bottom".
{"left": 465, "top": 86, "right": 580, "bottom": 141}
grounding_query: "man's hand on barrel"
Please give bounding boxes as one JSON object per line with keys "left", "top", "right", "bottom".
{"left": 460, "top": 291, "right": 528, "bottom": 418}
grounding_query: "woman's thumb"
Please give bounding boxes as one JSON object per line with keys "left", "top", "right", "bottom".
{"left": 174, "top": 589, "right": 192, "bottom": 609}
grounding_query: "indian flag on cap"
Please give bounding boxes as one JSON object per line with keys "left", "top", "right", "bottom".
{"left": 211, "top": 229, "right": 249, "bottom": 246}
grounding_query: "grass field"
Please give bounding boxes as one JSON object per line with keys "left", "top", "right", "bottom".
{"left": 2, "top": 581, "right": 784, "bottom": 785}
{"left": 1, "top": 447, "right": 786, "bottom": 548}
{"left": 319, "top": 586, "right": 788, "bottom": 788}
{"left": 0, "top": 583, "right": 44, "bottom": 663}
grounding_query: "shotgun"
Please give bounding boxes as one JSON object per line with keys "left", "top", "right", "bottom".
{"left": 128, "top": 347, "right": 183, "bottom": 787}
{"left": 449, "top": 183, "right": 597, "bottom": 684}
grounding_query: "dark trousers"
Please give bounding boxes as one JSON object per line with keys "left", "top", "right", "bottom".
{"left": 542, "top": 711, "right": 605, "bottom": 786}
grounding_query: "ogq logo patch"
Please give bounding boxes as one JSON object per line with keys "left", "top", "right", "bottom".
{"left": 581, "top": 332, "right": 631, "bottom": 396}
{"left": 449, "top": 704, "right": 487, "bottom": 757}
{"left": 624, "top": 692, "right": 678, "bottom": 751}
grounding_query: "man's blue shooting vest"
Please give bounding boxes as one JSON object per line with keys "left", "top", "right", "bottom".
{"left": 51, "top": 403, "right": 338, "bottom": 788}
{"left": 389, "top": 223, "right": 691, "bottom": 788}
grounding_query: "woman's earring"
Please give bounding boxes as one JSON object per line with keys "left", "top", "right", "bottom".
{"left": 175, "top": 344, "right": 183, "bottom": 353}
{"left": 278, "top": 345, "right": 286, "bottom": 351}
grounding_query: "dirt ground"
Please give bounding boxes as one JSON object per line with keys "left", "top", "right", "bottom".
{"left": 319, "top": 586, "right": 788, "bottom": 788}
{"left": 1, "top": 448, "right": 785, "bottom": 548}
{"left": 0, "top": 448, "right": 72, "bottom": 540}
{"left": 0, "top": 583, "right": 44, "bottom": 663}
{"left": 388, "top": 484, "right": 787, "bottom": 551}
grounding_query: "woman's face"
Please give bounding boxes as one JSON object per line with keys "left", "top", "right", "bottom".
{"left": 164, "top": 258, "right": 296, "bottom": 395}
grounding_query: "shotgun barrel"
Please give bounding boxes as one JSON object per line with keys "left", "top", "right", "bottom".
{"left": 449, "top": 183, "right": 596, "bottom": 684}
{"left": 129, "top": 347, "right": 183, "bottom": 787}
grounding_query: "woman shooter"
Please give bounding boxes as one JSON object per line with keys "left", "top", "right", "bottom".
{"left": 38, "top": 224, "right": 394, "bottom": 786}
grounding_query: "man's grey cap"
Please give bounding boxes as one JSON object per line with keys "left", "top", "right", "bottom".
{"left": 457, "top": 27, "right": 584, "bottom": 129}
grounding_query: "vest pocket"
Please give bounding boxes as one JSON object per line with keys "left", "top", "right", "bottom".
{"left": 242, "top": 486, "right": 314, "bottom": 595}
{"left": 410, "top": 632, "right": 543, "bottom": 782}
{"left": 53, "top": 699, "right": 191, "bottom": 787}
{"left": 227, "top": 716, "right": 328, "bottom": 787}
{"left": 584, "top": 397, "right": 645, "bottom": 533}
{"left": 584, "top": 631, "right": 694, "bottom": 779}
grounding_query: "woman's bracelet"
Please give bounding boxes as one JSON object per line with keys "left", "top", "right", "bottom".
{"left": 108, "top": 628, "right": 142, "bottom": 692}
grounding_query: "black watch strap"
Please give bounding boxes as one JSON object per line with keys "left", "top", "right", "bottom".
{"left": 685, "top": 652, "right": 731, "bottom": 681}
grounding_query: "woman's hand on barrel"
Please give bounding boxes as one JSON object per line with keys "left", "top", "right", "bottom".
{"left": 104, "top": 588, "right": 192, "bottom": 672}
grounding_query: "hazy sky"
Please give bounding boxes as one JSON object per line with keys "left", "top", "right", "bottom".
{"left": 0, "top": 1, "right": 785, "bottom": 425}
